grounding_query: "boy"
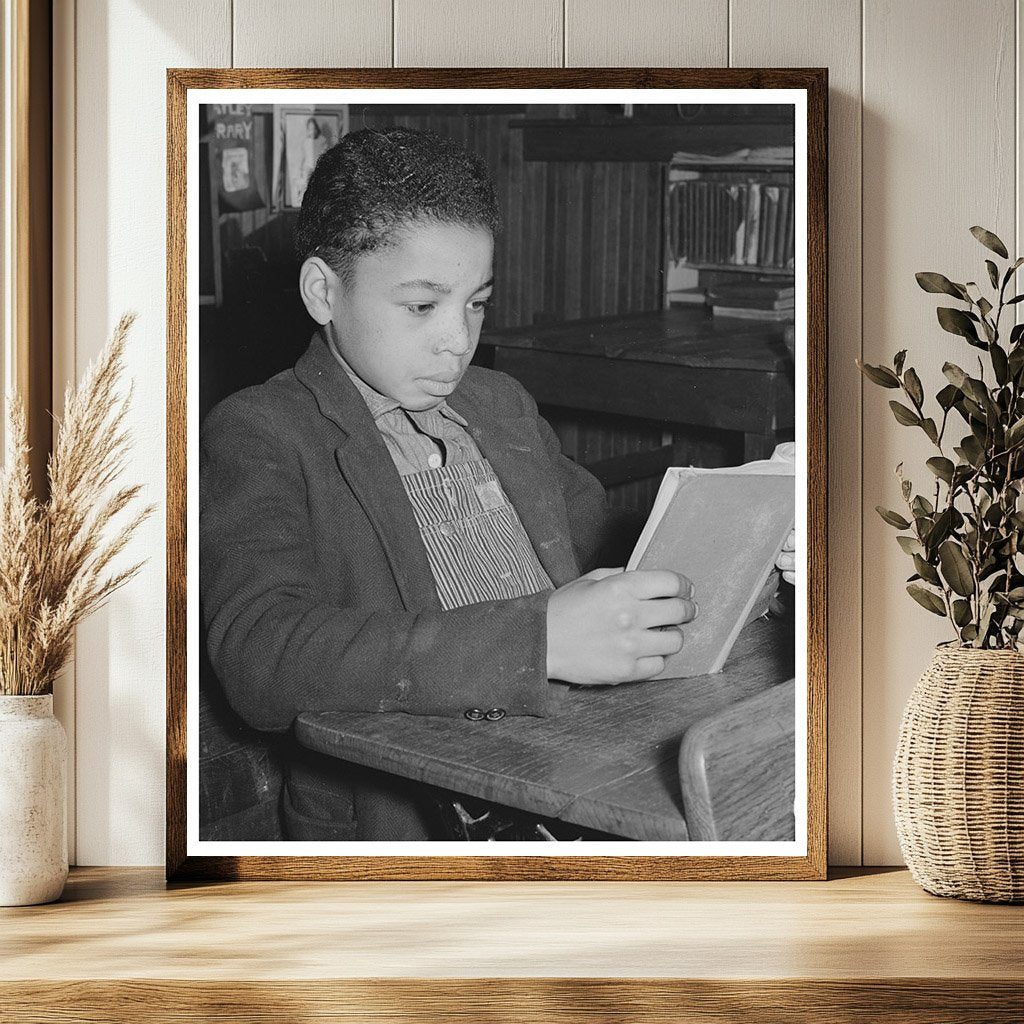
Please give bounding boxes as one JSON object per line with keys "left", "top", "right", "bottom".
{"left": 199, "top": 126, "right": 699, "bottom": 841}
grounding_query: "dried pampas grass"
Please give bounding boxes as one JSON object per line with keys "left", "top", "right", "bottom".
{"left": 0, "top": 313, "right": 154, "bottom": 695}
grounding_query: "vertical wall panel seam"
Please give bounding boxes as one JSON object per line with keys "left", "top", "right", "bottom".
{"left": 72, "top": 0, "right": 78, "bottom": 866}
{"left": 561, "top": 0, "right": 566, "bottom": 67}
{"left": 859, "top": 0, "right": 866, "bottom": 867}
{"left": 65, "top": 0, "right": 79, "bottom": 866}
{"left": 230, "top": 0, "right": 234, "bottom": 67}
{"left": 65, "top": 0, "right": 79, "bottom": 865}
{"left": 1012, "top": 0, "right": 1018, "bottom": 262}
{"left": 727, "top": 0, "right": 731, "bottom": 67}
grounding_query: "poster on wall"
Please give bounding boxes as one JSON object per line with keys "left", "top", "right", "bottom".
{"left": 209, "top": 104, "right": 266, "bottom": 213}
{"left": 167, "top": 69, "right": 828, "bottom": 882}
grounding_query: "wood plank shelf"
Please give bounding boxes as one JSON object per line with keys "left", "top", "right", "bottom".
{"left": 2, "top": 867, "right": 1021, "bottom": 1022}
{"left": 520, "top": 121, "right": 793, "bottom": 162}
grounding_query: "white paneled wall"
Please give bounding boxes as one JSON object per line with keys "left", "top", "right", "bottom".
{"left": 730, "top": 0, "right": 864, "bottom": 872}
{"left": 565, "top": 0, "right": 728, "bottom": 67}
{"left": 71, "top": 0, "right": 232, "bottom": 865}
{"left": 56, "top": 0, "right": 1023, "bottom": 866}
{"left": 232, "top": 1, "right": 392, "bottom": 68}
{"left": 52, "top": 0, "right": 78, "bottom": 865}
{"left": 395, "top": 1, "right": 563, "bottom": 66}
{"left": 860, "top": 0, "right": 1019, "bottom": 864}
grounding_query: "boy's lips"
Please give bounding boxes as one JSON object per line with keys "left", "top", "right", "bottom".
{"left": 420, "top": 374, "right": 462, "bottom": 393}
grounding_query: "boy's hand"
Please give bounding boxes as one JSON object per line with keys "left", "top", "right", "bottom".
{"left": 766, "top": 444, "right": 797, "bottom": 587}
{"left": 546, "top": 568, "right": 697, "bottom": 686}
{"left": 776, "top": 529, "right": 796, "bottom": 585}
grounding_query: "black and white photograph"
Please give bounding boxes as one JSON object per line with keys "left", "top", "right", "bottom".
{"left": 273, "top": 107, "right": 348, "bottom": 209}
{"left": 173, "top": 74, "right": 826, "bottom": 877}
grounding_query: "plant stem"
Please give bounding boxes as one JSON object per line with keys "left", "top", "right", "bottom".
{"left": 964, "top": 482, "right": 985, "bottom": 646}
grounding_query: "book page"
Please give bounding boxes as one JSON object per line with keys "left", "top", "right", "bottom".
{"left": 627, "top": 456, "right": 794, "bottom": 570}
{"left": 627, "top": 462, "right": 795, "bottom": 679}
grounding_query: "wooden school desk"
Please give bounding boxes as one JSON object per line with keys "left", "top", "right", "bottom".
{"left": 477, "top": 307, "right": 794, "bottom": 464}
{"left": 296, "top": 616, "right": 795, "bottom": 842}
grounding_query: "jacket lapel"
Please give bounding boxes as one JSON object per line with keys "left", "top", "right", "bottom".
{"left": 294, "top": 335, "right": 441, "bottom": 611}
{"left": 295, "top": 334, "right": 581, "bottom": 599}
{"left": 449, "top": 382, "right": 581, "bottom": 587}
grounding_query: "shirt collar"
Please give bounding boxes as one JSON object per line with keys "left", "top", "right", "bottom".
{"left": 326, "top": 335, "right": 468, "bottom": 427}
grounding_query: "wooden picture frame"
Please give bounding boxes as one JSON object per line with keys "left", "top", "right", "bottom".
{"left": 167, "top": 68, "right": 828, "bottom": 881}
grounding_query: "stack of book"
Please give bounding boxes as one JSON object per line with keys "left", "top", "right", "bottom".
{"left": 707, "top": 280, "right": 796, "bottom": 321}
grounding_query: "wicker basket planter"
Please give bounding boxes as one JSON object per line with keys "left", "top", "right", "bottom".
{"left": 893, "top": 646, "right": 1024, "bottom": 903}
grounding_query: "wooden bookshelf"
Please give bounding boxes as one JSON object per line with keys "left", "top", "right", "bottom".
{"left": 678, "top": 263, "right": 795, "bottom": 276}
{"left": 2, "top": 867, "right": 1021, "bottom": 1022}
{"left": 666, "top": 167, "right": 795, "bottom": 278}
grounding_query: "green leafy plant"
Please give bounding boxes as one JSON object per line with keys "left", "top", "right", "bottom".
{"left": 858, "top": 226, "right": 1024, "bottom": 650}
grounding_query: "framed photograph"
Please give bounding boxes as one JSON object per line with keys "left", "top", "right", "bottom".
{"left": 167, "top": 69, "right": 827, "bottom": 881}
{"left": 273, "top": 106, "right": 348, "bottom": 209}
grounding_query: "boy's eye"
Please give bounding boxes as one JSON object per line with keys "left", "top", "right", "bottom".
{"left": 403, "top": 298, "right": 492, "bottom": 316}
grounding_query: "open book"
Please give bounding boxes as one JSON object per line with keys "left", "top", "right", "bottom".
{"left": 626, "top": 456, "right": 795, "bottom": 679}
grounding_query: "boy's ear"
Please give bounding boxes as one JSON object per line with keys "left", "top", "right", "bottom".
{"left": 299, "top": 257, "right": 337, "bottom": 325}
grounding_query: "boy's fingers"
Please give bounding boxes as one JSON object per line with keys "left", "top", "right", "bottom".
{"left": 642, "top": 626, "right": 684, "bottom": 657}
{"left": 632, "top": 655, "right": 667, "bottom": 680}
{"left": 584, "top": 566, "right": 625, "bottom": 581}
{"left": 776, "top": 551, "right": 795, "bottom": 571}
{"left": 638, "top": 597, "right": 698, "bottom": 628}
{"left": 624, "top": 570, "right": 693, "bottom": 600}
{"left": 625, "top": 624, "right": 685, "bottom": 663}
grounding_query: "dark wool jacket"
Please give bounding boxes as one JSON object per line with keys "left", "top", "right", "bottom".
{"left": 200, "top": 333, "right": 638, "bottom": 738}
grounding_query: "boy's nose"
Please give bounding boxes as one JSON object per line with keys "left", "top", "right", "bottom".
{"left": 435, "top": 317, "right": 473, "bottom": 356}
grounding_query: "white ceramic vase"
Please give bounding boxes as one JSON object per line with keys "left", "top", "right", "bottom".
{"left": 0, "top": 694, "right": 68, "bottom": 906}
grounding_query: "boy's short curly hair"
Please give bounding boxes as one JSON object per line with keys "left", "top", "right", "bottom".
{"left": 293, "top": 126, "right": 501, "bottom": 284}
